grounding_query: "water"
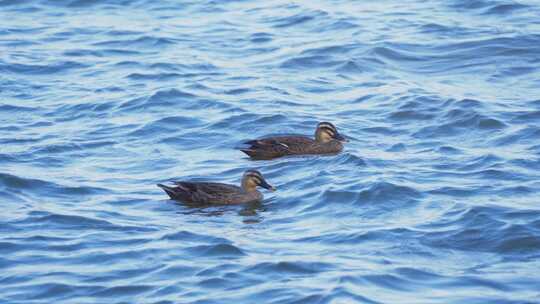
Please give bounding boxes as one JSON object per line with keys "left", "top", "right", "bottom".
{"left": 1, "top": 0, "right": 540, "bottom": 303}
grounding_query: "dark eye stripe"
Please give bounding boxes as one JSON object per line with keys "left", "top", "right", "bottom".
{"left": 247, "top": 173, "right": 263, "bottom": 182}
{"left": 319, "top": 124, "right": 336, "bottom": 131}
{"left": 321, "top": 127, "right": 335, "bottom": 134}
{"left": 249, "top": 176, "right": 263, "bottom": 184}
{"left": 246, "top": 170, "right": 261, "bottom": 176}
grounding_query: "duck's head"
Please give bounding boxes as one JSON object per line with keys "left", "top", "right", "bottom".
{"left": 315, "top": 122, "right": 347, "bottom": 143}
{"left": 241, "top": 169, "right": 275, "bottom": 192}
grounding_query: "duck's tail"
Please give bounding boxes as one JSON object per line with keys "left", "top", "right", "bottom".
{"left": 240, "top": 140, "right": 269, "bottom": 159}
{"left": 240, "top": 148, "right": 269, "bottom": 160}
{"left": 240, "top": 148, "right": 257, "bottom": 158}
{"left": 239, "top": 139, "right": 289, "bottom": 160}
{"left": 157, "top": 183, "right": 177, "bottom": 199}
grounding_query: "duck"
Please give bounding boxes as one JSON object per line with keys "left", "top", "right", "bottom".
{"left": 157, "top": 169, "right": 275, "bottom": 205}
{"left": 240, "top": 122, "right": 348, "bottom": 160}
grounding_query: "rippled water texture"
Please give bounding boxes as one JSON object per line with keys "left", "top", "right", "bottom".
{"left": 2, "top": 0, "right": 540, "bottom": 303}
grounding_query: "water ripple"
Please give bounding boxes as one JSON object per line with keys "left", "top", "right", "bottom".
{"left": 1, "top": 0, "right": 540, "bottom": 303}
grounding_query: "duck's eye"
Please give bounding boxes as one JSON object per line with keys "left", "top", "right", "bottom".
{"left": 322, "top": 128, "right": 335, "bottom": 137}
{"left": 247, "top": 174, "right": 262, "bottom": 184}
{"left": 318, "top": 122, "right": 336, "bottom": 131}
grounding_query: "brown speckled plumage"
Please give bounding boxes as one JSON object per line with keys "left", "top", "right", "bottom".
{"left": 157, "top": 170, "right": 274, "bottom": 205}
{"left": 240, "top": 122, "right": 347, "bottom": 160}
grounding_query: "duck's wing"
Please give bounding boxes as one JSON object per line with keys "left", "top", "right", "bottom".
{"left": 174, "top": 182, "right": 242, "bottom": 203}
{"left": 241, "top": 136, "right": 313, "bottom": 159}
{"left": 174, "top": 182, "right": 240, "bottom": 195}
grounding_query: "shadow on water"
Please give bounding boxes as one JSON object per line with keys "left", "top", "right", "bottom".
{"left": 160, "top": 198, "right": 269, "bottom": 224}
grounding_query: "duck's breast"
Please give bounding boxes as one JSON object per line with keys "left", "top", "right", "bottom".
{"left": 227, "top": 190, "right": 263, "bottom": 205}
{"left": 309, "top": 140, "right": 343, "bottom": 154}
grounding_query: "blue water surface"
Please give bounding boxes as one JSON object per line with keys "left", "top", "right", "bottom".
{"left": 1, "top": 0, "right": 540, "bottom": 303}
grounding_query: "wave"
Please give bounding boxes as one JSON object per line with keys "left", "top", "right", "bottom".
{"left": 421, "top": 205, "right": 540, "bottom": 255}
{"left": 267, "top": 10, "right": 327, "bottom": 28}
{"left": 0, "top": 61, "right": 88, "bottom": 75}
{"left": 448, "top": 0, "right": 529, "bottom": 15}
{"left": 186, "top": 243, "right": 245, "bottom": 257}
{"left": 93, "top": 36, "right": 176, "bottom": 49}
{"left": 0, "top": 173, "right": 110, "bottom": 202}
{"left": 118, "top": 89, "right": 197, "bottom": 111}
{"left": 369, "top": 35, "right": 540, "bottom": 74}
{"left": 317, "top": 182, "right": 423, "bottom": 210}
{"left": 2, "top": 1, "right": 540, "bottom": 303}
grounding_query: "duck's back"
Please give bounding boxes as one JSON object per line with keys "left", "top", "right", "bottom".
{"left": 241, "top": 135, "right": 342, "bottom": 159}
{"left": 269, "top": 135, "right": 315, "bottom": 148}
{"left": 169, "top": 182, "right": 234, "bottom": 204}
{"left": 177, "top": 182, "right": 240, "bottom": 194}
{"left": 166, "top": 182, "right": 261, "bottom": 205}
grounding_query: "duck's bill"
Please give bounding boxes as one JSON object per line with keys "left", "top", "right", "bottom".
{"left": 260, "top": 179, "right": 276, "bottom": 191}
{"left": 334, "top": 133, "right": 349, "bottom": 142}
